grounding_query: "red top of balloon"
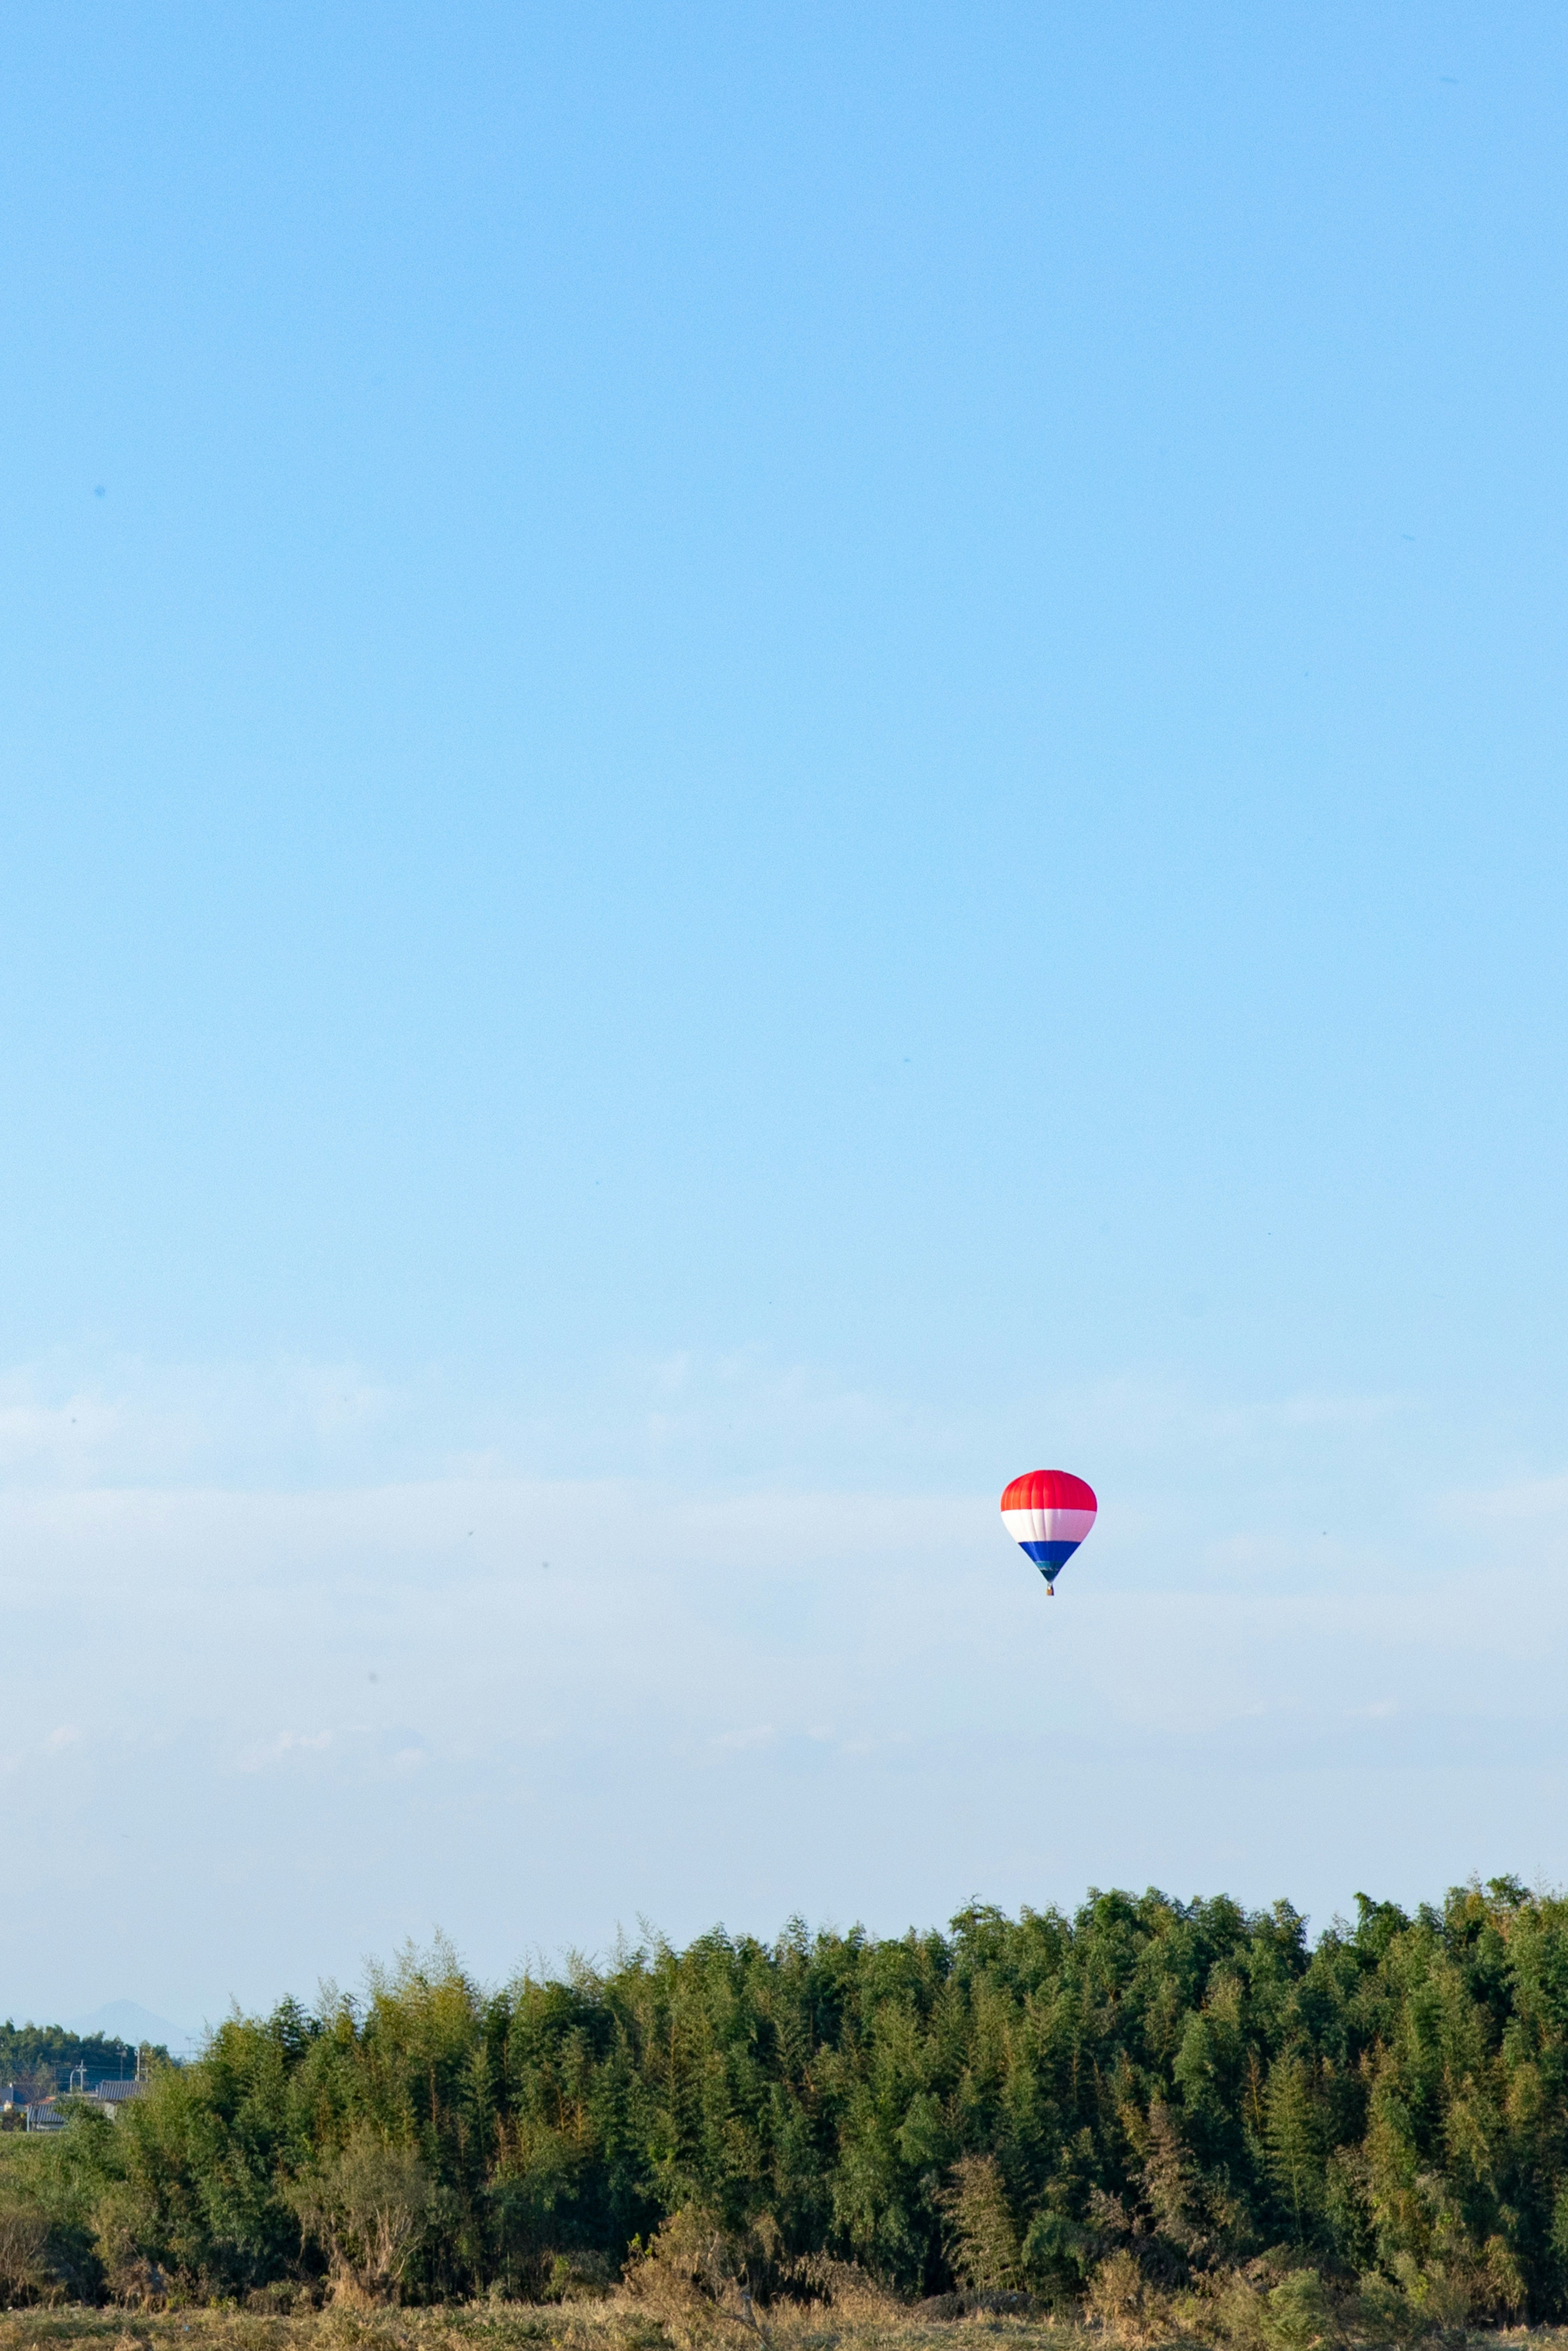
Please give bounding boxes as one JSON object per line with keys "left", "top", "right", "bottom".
{"left": 1000, "top": 1469, "right": 1097, "bottom": 1513}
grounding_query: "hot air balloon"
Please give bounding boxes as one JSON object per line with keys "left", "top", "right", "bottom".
{"left": 1000, "top": 1469, "right": 1097, "bottom": 1594}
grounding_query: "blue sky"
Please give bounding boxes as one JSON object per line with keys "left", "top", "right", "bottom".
{"left": 3, "top": 1, "right": 1567, "bottom": 2030}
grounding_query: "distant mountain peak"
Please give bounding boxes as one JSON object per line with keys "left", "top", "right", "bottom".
{"left": 68, "top": 2001, "right": 198, "bottom": 2057}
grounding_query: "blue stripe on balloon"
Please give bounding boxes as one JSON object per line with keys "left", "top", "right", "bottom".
{"left": 1020, "top": 1539, "right": 1081, "bottom": 1569}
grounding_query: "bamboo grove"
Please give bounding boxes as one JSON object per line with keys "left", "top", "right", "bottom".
{"left": 4, "top": 1879, "right": 1568, "bottom": 2317}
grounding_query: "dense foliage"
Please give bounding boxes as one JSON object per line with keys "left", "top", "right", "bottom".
{"left": 4, "top": 1881, "right": 1568, "bottom": 2318}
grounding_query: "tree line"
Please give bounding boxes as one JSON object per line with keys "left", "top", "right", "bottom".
{"left": 2, "top": 1879, "right": 1566, "bottom": 2317}
{"left": 0, "top": 2026, "right": 164, "bottom": 2108}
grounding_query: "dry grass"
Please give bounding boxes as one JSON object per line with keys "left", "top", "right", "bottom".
{"left": 0, "top": 2238, "right": 1559, "bottom": 2351}
{"left": 0, "top": 2303, "right": 1562, "bottom": 2351}
{"left": 0, "top": 2306, "right": 1051, "bottom": 2351}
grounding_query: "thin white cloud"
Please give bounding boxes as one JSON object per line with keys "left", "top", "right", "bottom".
{"left": 0, "top": 1348, "right": 1564, "bottom": 2030}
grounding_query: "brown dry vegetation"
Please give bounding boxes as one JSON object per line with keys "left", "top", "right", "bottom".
{"left": 0, "top": 2289, "right": 1561, "bottom": 2351}
{"left": 0, "top": 2234, "right": 1559, "bottom": 2351}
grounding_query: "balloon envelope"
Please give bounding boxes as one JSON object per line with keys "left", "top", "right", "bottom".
{"left": 1000, "top": 1469, "right": 1097, "bottom": 1586}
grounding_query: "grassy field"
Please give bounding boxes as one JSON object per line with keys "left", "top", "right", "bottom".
{"left": 0, "top": 2305, "right": 1559, "bottom": 2351}
{"left": 0, "top": 2304, "right": 1069, "bottom": 2351}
